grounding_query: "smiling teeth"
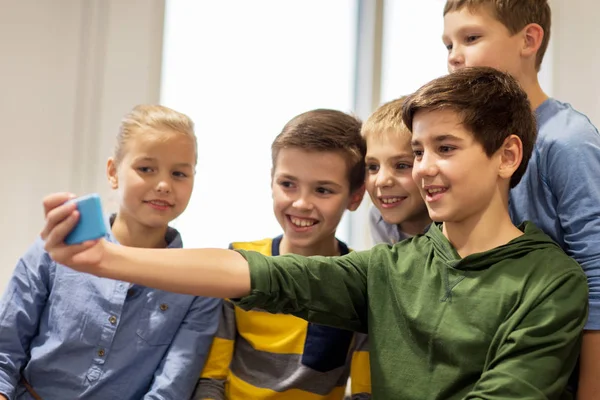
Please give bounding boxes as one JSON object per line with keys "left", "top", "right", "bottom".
{"left": 149, "top": 200, "right": 170, "bottom": 206}
{"left": 291, "top": 217, "right": 316, "bottom": 227}
{"left": 381, "top": 197, "right": 402, "bottom": 204}
{"left": 427, "top": 188, "right": 445, "bottom": 194}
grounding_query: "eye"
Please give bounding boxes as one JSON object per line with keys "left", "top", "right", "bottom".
{"left": 439, "top": 146, "right": 455, "bottom": 153}
{"left": 172, "top": 171, "right": 189, "bottom": 178}
{"left": 278, "top": 180, "right": 294, "bottom": 189}
{"left": 412, "top": 149, "right": 424, "bottom": 159}
{"left": 444, "top": 42, "right": 453, "bottom": 51}
{"left": 316, "top": 187, "right": 334, "bottom": 195}
{"left": 366, "top": 163, "right": 379, "bottom": 173}
{"left": 465, "top": 35, "right": 480, "bottom": 44}
{"left": 395, "top": 162, "right": 412, "bottom": 170}
{"left": 137, "top": 166, "right": 154, "bottom": 173}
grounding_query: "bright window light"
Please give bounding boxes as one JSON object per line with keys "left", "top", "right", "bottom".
{"left": 161, "top": 0, "right": 357, "bottom": 248}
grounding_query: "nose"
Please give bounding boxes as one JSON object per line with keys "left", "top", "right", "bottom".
{"left": 414, "top": 151, "right": 438, "bottom": 179}
{"left": 292, "top": 191, "right": 314, "bottom": 211}
{"left": 448, "top": 46, "right": 464, "bottom": 72}
{"left": 156, "top": 177, "right": 172, "bottom": 194}
{"left": 374, "top": 166, "right": 394, "bottom": 188}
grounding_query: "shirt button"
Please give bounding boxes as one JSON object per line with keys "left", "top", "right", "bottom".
{"left": 109, "top": 316, "right": 117, "bottom": 325}
{"left": 159, "top": 303, "right": 169, "bottom": 311}
{"left": 97, "top": 349, "right": 105, "bottom": 357}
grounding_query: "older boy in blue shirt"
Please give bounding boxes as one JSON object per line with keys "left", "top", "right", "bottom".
{"left": 442, "top": 1, "right": 600, "bottom": 395}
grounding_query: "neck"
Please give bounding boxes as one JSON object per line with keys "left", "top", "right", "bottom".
{"left": 442, "top": 189, "right": 522, "bottom": 258}
{"left": 279, "top": 235, "right": 340, "bottom": 257}
{"left": 398, "top": 213, "right": 432, "bottom": 237}
{"left": 518, "top": 71, "right": 549, "bottom": 110}
{"left": 111, "top": 214, "right": 169, "bottom": 249}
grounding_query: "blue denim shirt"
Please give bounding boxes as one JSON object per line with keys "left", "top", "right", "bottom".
{"left": 0, "top": 223, "right": 222, "bottom": 400}
{"left": 510, "top": 98, "right": 600, "bottom": 330}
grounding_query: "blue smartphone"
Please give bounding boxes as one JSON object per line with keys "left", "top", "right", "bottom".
{"left": 65, "top": 193, "right": 108, "bottom": 245}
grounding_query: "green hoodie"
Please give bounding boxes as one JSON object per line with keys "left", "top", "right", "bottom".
{"left": 234, "top": 222, "right": 588, "bottom": 399}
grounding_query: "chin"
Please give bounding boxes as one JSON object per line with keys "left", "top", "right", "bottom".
{"left": 425, "top": 210, "right": 446, "bottom": 223}
{"left": 381, "top": 214, "right": 403, "bottom": 225}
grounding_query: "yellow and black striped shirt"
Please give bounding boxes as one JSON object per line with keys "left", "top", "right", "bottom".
{"left": 194, "top": 236, "right": 371, "bottom": 400}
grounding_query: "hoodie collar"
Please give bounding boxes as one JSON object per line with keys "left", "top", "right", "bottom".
{"left": 425, "top": 221, "right": 561, "bottom": 271}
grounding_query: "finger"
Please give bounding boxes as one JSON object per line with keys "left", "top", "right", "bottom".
{"left": 40, "top": 202, "right": 78, "bottom": 240}
{"left": 47, "top": 240, "right": 94, "bottom": 259}
{"left": 71, "top": 240, "right": 102, "bottom": 265}
{"left": 43, "top": 211, "right": 80, "bottom": 248}
{"left": 49, "top": 240, "right": 99, "bottom": 272}
{"left": 42, "top": 192, "right": 76, "bottom": 216}
{"left": 47, "top": 240, "right": 97, "bottom": 267}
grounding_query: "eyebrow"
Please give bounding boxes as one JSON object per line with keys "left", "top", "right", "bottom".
{"left": 278, "top": 174, "right": 343, "bottom": 188}
{"left": 442, "top": 24, "right": 484, "bottom": 41}
{"left": 411, "top": 134, "right": 464, "bottom": 146}
{"left": 134, "top": 157, "right": 193, "bottom": 169}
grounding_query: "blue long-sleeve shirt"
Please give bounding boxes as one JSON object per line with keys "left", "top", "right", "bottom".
{"left": 0, "top": 226, "right": 221, "bottom": 400}
{"left": 510, "top": 98, "right": 600, "bottom": 330}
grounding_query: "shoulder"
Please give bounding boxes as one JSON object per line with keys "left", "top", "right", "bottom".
{"left": 20, "top": 237, "right": 55, "bottom": 270}
{"left": 519, "top": 223, "right": 586, "bottom": 279}
{"left": 537, "top": 99, "right": 600, "bottom": 148}
{"left": 368, "top": 234, "right": 426, "bottom": 263}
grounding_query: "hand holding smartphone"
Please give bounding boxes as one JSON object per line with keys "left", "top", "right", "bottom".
{"left": 65, "top": 194, "right": 108, "bottom": 245}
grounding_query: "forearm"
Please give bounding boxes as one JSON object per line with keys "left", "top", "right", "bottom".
{"left": 577, "top": 331, "right": 600, "bottom": 400}
{"left": 101, "top": 243, "right": 251, "bottom": 297}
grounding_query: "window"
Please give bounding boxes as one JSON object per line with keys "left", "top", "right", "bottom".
{"left": 381, "top": 0, "right": 448, "bottom": 103}
{"left": 161, "top": 0, "right": 358, "bottom": 248}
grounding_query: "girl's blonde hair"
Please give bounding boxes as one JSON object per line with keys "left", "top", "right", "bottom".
{"left": 114, "top": 104, "right": 197, "bottom": 164}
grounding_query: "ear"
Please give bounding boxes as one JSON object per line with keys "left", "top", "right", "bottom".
{"left": 347, "top": 184, "right": 366, "bottom": 212}
{"left": 107, "top": 157, "right": 119, "bottom": 189}
{"left": 520, "top": 23, "right": 544, "bottom": 59}
{"left": 498, "top": 135, "right": 523, "bottom": 181}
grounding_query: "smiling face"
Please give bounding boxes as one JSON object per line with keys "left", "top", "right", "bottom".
{"left": 365, "top": 132, "right": 430, "bottom": 235}
{"left": 107, "top": 130, "right": 196, "bottom": 232}
{"left": 410, "top": 109, "right": 503, "bottom": 224}
{"left": 443, "top": 5, "right": 525, "bottom": 77}
{"left": 271, "top": 148, "right": 363, "bottom": 255}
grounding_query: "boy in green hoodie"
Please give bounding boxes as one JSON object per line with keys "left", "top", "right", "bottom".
{"left": 41, "top": 67, "right": 588, "bottom": 399}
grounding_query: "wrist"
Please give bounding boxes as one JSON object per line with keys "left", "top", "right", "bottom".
{"left": 98, "top": 240, "right": 122, "bottom": 279}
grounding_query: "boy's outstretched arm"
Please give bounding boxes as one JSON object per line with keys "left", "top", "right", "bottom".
{"left": 41, "top": 193, "right": 370, "bottom": 333}
{"left": 41, "top": 193, "right": 251, "bottom": 298}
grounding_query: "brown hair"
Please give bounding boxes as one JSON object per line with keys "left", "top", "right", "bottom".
{"left": 362, "top": 96, "right": 411, "bottom": 142}
{"left": 115, "top": 104, "right": 197, "bottom": 164}
{"left": 443, "top": 0, "right": 551, "bottom": 71}
{"left": 271, "top": 109, "right": 366, "bottom": 192}
{"left": 402, "top": 66, "right": 536, "bottom": 188}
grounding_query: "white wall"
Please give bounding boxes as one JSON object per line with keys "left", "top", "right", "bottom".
{"left": 0, "top": 0, "right": 165, "bottom": 290}
{"left": 2, "top": 0, "right": 599, "bottom": 290}
{"left": 550, "top": 0, "right": 600, "bottom": 127}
